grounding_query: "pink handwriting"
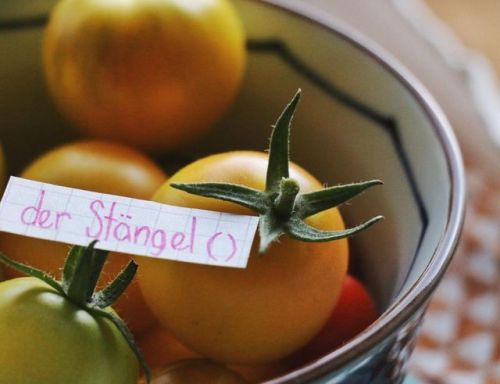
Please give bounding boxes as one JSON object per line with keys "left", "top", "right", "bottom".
{"left": 85, "top": 199, "right": 237, "bottom": 260}
{"left": 18, "top": 191, "right": 240, "bottom": 263}
{"left": 21, "top": 190, "right": 72, "bottom": 230}
{"left": 207, "top": 232, "right": 237, "bottom": 262}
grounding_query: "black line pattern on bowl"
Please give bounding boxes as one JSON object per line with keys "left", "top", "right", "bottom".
{"left": 0, "top": 16, "right": 48, "bottom": 30}
{"left": 0, "top": 13, "right": 429, "bottom": 293}
{"left": 247, "top": 39, "right": 428, "bottom": 292}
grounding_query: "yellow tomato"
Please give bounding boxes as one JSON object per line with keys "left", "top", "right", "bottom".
{"left": 43, "top": 0, "right": 246, "bottom": 152}
{"left": 0, "top": 140, "right": 167, "bottom": 334}
{"left": 138, "top": 151, "right": 349, "bottom": 363}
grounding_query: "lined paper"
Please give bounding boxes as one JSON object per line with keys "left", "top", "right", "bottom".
{"left": 0, "top": 177, "right": 259, "bottom": 268}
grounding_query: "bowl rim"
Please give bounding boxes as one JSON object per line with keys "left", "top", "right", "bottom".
{"left": 246, "top": 0, "right": 466, "bottom": 382}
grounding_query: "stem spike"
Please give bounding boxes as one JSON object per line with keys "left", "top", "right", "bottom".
{"left": 265, "top": 89, "right": 301, "bottom": 193}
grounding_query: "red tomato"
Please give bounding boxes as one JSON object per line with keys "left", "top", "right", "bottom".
{"left": 290, "top": 275, "right": 378, "bottom": 364}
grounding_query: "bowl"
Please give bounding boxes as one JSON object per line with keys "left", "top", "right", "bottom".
{"left": 0, "top": 0, "right": 465, "bottom": 383}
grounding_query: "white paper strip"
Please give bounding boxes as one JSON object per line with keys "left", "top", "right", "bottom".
{"left": 0, "top": 177, "right": 259, "bottom": 268}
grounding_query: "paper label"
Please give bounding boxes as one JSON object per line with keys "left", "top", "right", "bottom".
{"left": 0, "top": 177, "right": 259, "bottom": 268}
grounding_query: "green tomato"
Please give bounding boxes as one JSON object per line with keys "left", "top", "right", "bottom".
{"left": 0, "top": 277, "right": 139, "bottom": 384}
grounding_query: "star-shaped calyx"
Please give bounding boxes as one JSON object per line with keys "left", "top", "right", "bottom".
{"left": 171, "top": 89, "right": 383, "bottom": 254}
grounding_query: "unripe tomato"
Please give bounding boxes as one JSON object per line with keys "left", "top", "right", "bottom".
{"left": 138, "top": 151, "right": 349, "bottom": 363}
{"left": 0, "top": 277, "right": 139, "bottom": 383}
{"left": 43, "top": 0, "right": 246, "bottom": 152}
{"left": 0, "top": 140, "right": 167, "bottom": 333}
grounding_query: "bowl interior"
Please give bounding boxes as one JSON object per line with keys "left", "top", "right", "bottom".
{"left": 197, "top": 0, "right": 453, "bottom": 312}
{"left": 0, "top": 0, "right": 458, "bottom": 371}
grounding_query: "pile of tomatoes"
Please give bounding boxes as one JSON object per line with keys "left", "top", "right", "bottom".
{"left": 0, "top": 0, "right": 379, "bottom": 383}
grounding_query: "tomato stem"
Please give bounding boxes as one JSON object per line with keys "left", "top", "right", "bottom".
{"left": 265, "top": 90, "right": 299, "bottom": 193}
{"left": 171, "top": 90, "right": 384, "bottom": 254}
{"left": 273, "top": 178, "right": 300, "bottom": 218}
{"left": 92, "top": 260, "right": 138, "bottom": 309}
{"left": 295, "top": 180, "right": 384, "bottom": 219}
{"left": 89, "top": 307, "right": 151, "bottom": 383}
{"left": 63, "top": 241, "right": 108, "bottom": 306}
{"left": 0, "top": 252, "right": 63, "bottom": 295}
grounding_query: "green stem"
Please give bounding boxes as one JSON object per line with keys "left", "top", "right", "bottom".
{"left": 0, "top": 252, "right": 64, "bottom": 295}
{"left": 273, "top": 178, "right": 300, "bottom": 218}
{"left": 265, "top": 90, "right": 301, "bottom": 192}
{"left": 90, "top": 307, "right": 151, "bottom": 383}
{"left": 166, "top": 90, "right": 383, "bottom": 253}
{"left": 64, "top": 241, "right": 108, "bottom": 306}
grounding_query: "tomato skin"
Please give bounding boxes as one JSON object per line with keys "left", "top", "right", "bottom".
{"left": 20, "top": 140, "right": 167, "bottom": 197}
{"left": 230, "top": 361, "right": 290, "bottom": 383}
{"left": 43, "top": 0, "right": 246, "bottom": 152}
{"left": 0, "top": 277, "right": 138, "bottom": 383}
{"left": 138, "top": 151, "right": 349, "bottom": 364}
{"left": 148, "top": 359, "right": 247, "bottom": 384}
{"left": 138, "top": 325, "right": 289, "bottom": 382}
{"left": 290, "top": 275, "right": 378, "bottom": 364}
{"left": 0, "top": 140, "right": 167, "bottom": 334}
{"left": 138, "top": 325, "right": 199, "bottom": 374}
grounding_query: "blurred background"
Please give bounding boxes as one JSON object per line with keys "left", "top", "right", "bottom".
{"left": 302, "top": 1, "right": 499, "bottom": 383}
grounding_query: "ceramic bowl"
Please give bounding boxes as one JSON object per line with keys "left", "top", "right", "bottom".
{"left": 0, "top": 0, "right": 465, "bottom": 383}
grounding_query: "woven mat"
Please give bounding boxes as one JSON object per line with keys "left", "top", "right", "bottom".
{"left": 411, "top": 159, "right": 500, "bottom": 383}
